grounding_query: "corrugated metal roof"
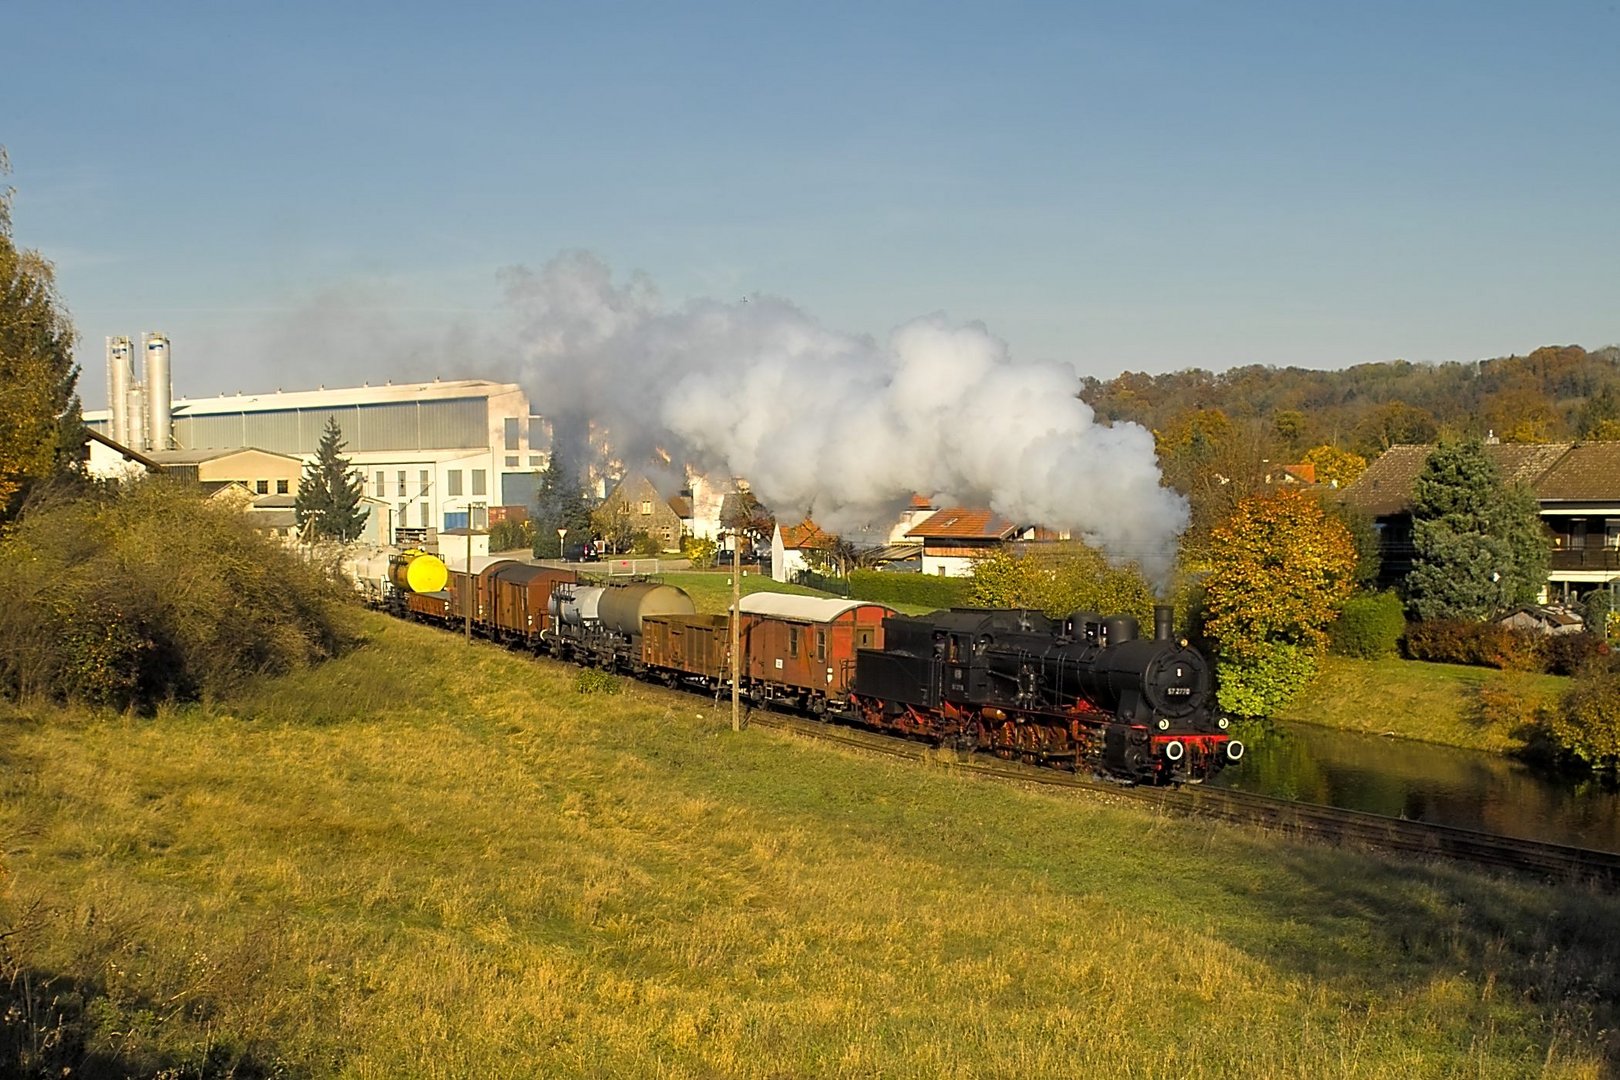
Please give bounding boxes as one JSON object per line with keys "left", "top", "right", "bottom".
{"left": 905, "top": 508, "right": 1018, "bottom": 540}
{"left": 169, "top": 379, "right": 521, "bottom": 416}
{"left": 739, "top": 594, "right": 892, "bottom": 622}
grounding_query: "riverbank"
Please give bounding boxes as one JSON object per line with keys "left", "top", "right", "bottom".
{"left": 1277, "top": 654, "right": 1569, "bottom": 754}
{"left": 2, "top": 611, "right": 1617, "bottom": 1076}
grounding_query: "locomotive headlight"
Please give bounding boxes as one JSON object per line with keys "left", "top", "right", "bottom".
{"left": 1156, "top": 718, "right": 1170, "bottom": 730}
{"left": 1226, "top": 741, "right": 1245, "bottom": 761}
{"left": 1164, "top": 740, "right": 1185, "bottom": 761}
{"left": 1217, "top": 716, "right": 1229, "bottom": 730}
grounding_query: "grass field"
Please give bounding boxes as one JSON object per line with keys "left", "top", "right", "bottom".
{"left": 3, "top": 610, "right": 1619, "bottom": 1077}
{"left": 1278, "top": 655, "right": 1570, "bottom": 754}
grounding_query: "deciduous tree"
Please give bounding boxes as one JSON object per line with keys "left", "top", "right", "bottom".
{"left": 0, "top": 150, "right": 82, "bottom": 523}
{"left": 1205, "top": 489, "right": 1358, "bottom": 716}
{"left": 295, "top": 418, "right": 368, "bottom": 542}
{"left": 1301, "top": 444, "right": 1367, "bottom": 488}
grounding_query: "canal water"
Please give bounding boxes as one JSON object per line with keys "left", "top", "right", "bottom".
{"left": 1209, "top": 720, "right": 1620, "bottom": 854}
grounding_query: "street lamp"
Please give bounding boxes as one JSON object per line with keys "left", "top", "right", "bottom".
{"left": 557, "top": 526, "right": 567, "bottom": 561}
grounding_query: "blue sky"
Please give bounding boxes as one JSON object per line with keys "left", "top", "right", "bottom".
{"left": 7, "top": 0, "right": 1618, "bottom": 407}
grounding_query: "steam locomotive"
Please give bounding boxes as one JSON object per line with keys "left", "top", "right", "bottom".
{"left": 364, "top": 551, "right": 1239, "bottom": 784}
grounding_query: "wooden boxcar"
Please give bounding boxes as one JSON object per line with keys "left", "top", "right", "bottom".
{"left": 487, "top": 563, "right": 578, "bottom": 645}
{"left": 739, "top": 594, "right": 895, "bottom": 712}
{"left": 641, "top": 612, "right": 731, "bottom": 684}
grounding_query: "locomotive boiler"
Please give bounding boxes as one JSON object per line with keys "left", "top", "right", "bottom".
{"left": 851, "top": 604, "right": 1238, "bottom": 783}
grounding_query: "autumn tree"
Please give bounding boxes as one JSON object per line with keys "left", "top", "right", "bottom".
{"left": 1404, "top": 437, "right": 1548, "bottom": 621}
{"left": 1155, "top": 407, "right": 1275, "bottom": 543}
{"left": 1301, "top": 444, "right": 1367, "bottom": 488}
{"left": 0, "top": 149, "right": 82, "bottom": 524}
{"left": 294, "top": 417, "right": 369, "bottom": 542}
{"left": 1204, "top": 489, "right": 1358, "bottom": 717}
{"left": 720, "top": 489, "right": 776, "bottom": 551}
{"left": 969, "top": 543, "right": 1156, "bottom": 623}
{"left": 589, "top": 496, "right": 635, "bottom": 554}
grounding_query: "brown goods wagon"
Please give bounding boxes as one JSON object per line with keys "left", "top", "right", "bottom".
{"left": 488, "top": 563, "right": 578, "bottom": 640}
{"left": 475, "top": 560, "right": 523, "bottom": 630}
{"left": 739, "top": 595, "right": 894, "bottom": 699}
{"left": 406, "top": 590, "right": 452, "bottom": 622}
{"left": 642, "top": 612, "right": 730, "bottom": 680}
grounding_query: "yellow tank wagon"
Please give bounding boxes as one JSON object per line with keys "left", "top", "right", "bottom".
{"left": 387, "top": 550, "right": 450, "bottom": 594}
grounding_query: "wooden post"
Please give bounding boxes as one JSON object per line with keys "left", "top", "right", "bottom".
{"left": 730, "top": 529, "right": 742, "bottom": 731}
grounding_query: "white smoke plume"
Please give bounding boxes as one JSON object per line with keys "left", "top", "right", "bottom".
{"left": 503, "top": 251, "right": 1189, "bottom": 580}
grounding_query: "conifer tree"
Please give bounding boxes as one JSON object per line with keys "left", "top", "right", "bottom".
{"left": 530, "top": 447, "right": 591, "bottom": 557}
{"left": 295, "top": 418, "right": 368, "bottom": 542}
{"left": 1404, "top": 437, "right": 1547, "bottom": 621}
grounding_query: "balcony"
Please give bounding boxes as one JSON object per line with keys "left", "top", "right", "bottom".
{"left": 1549, "top": 548, "right": 1620, "bottom": 572}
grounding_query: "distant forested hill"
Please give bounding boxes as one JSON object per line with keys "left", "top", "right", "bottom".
{"left": 1081, "top": 344, "right": 1620, "bottom": 458}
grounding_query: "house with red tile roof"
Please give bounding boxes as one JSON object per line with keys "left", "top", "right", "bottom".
{"left": 771, "top": 519, "right": 834, "bottom": 583}
{"left": 905, "top": 507, "right": 1047, "bottom": 577}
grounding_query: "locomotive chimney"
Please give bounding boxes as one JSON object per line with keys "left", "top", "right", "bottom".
{"left": 1154, "top": 604, "right": 1174, "bottom": 642}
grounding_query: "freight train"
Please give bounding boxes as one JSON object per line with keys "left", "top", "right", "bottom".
{"left": 357, "top": 550, "right": 1240, "bottom": 784}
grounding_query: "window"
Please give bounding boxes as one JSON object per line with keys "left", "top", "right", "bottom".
{"left": 789, "top": 627, "right": 800, "bottom": 658}
{"left": 420, "top": 502, "right": 430, "bottom": 528}
{"left": 397, "top": 470, "right": 406, "bottom": 497}
{"left": 641, "top": 500, "right": 653, "bottom": 516}
{"left": 472, "top": 469, "right": 486, "bottom": 496}
{"left": 398, "top": 502, "right": 407, "bottom": 525}
{"left": 255, "top": 480, "right": 269, "bottom": 495}
{"left": 375, "top": 470, "right": 384, "bottom": 495}
{"left": 816, "top": 631, "right": 827, "bottom": 662}
{"left": 529, "top": 456, "right": 542, "bottom": 467}
{"left": 448, "top": 470, "right": 463, "bottom": 497}
{"left": 505, "top": 456, "right": 519, "bottom": 467}
{"left": 276, "top": 480, "right": 289, "bottom": 495}
{"left": 419, "top": 470, "right": 430, "bottom": 497}
{"left": 504, "top": 417, "right": 520, "bottom": 451}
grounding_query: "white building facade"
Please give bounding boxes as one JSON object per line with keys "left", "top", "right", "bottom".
{"left": 87, "top": 377, "right": 550, "bottom": 546}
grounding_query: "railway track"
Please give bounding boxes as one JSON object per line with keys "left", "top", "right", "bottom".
{"left": 733, "top": 705, "right": 1620, "bottom": 890}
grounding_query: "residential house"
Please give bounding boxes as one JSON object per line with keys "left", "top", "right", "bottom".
{"left": 1341, "top": 441, "right": 1620, "bottom": 601}
{"left": 772, "top": 519, "right": 833, "bottom": 583}
{"left": 600, "top": 471, "right": 685, "bottom": 552}
{"left": 905, "top": 508, "right": 1023, "bottom": 577}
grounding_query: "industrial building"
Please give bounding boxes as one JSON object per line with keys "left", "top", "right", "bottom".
{"left": 85, "top": 335, "right": 551, "bottom": 544}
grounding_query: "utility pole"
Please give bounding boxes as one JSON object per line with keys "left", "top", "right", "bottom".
{"left": 731, "top": 528, "right": 742, "bottom": 732}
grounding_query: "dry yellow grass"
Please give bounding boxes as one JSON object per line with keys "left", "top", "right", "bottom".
{"left": 2, "top": 611, "right": 1618, "bottom": 1077}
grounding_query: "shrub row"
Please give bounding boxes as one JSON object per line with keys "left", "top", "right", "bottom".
{"left": 0, "top": 481, "right": 349, "bottom": 710}
{"left": 1403, "top": 619, "right": 1609, "bottom": 675}
{"left": 848, "top": 569, "right": 972, "bottom": 611}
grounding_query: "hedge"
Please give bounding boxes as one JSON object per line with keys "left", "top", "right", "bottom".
{"left": 848, "top": 570, "right": 972, "bottom": 611}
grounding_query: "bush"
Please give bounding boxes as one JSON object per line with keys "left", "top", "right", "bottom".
{"left": 1471, "top": 675, "right": 1547, "bottom": 734}
{"left": 0, "top": 481, "right": 348, "bottom": 709}
{"left": 1545, "top": 633, "right": 1611, "bottom": 677}
{"left": 848, "top": 570, "right": 971, "bottom": 611}
{"left": 1544, "top": 664, "right": 1620, "bottom": 772}
{"left": 1584, "top": 590, "right": 1614, "bottom": 641}
{"left": 488, "top": 518, "right": 534, "bottom": 552}
{"left": 1403, "top": 619, "right": 1548, "bottom": 672}
{"left": 682, "top": 535, "right": 718, "bottom": 569}
{"left": 1216, "top": 641, "right": 1318, "bottom": 719}
{"left": 1328, "top": 591, "right": 1406, "bottom": 659}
